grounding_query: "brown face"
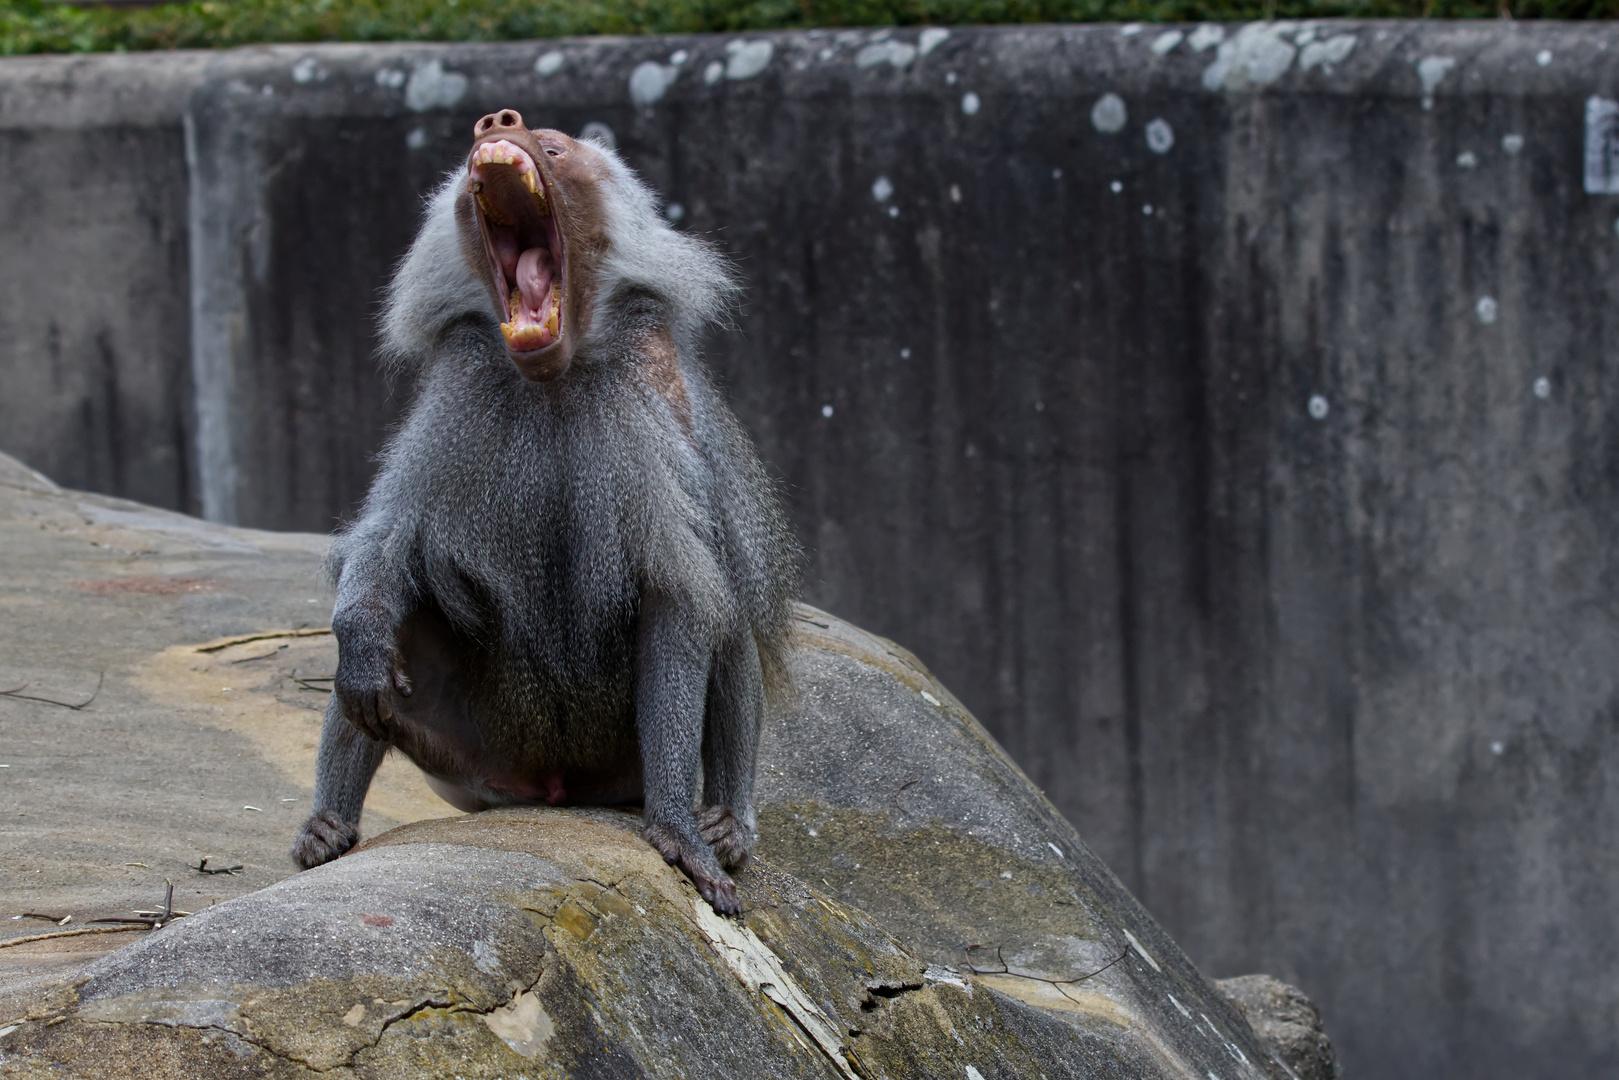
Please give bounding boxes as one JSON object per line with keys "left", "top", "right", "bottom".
{"left": 461, "top": 110, "right": 609, "bottom": 381}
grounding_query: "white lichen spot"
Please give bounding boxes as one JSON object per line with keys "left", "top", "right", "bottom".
{"left": 669, "top": 49, "right": 689, "bottom": 65}
{"left": 919, "top": 28, "right": 951, "bottom": 56}
{"left": 579, "top": 121, "right": 616, "bottom": 149}
{"left": 818, "top": 47, "right": 835, "bottom": 62}
{"left": 1299, "top": 34, "right": 1357, "bottom": 72}
{"left": 664, "top": 202, "right": 686, "bottom": 222}
{"left": 1151, "top": 30, "right": 1184, "bottom": 56}
{"left": 871, "top": 175, "right": 895, "bottom": 202}
{"left": 292, "top": 56, "right": 318, "bottom": 84}
{"left": 405, "top": 127, "right": 427, "bottom": 150}
{"left": 1188, "top": 24, "right": 1225, "bottom": 52}
{"left": 629, "top": 61, "right": 679, "bottom": 108}
{"left": 374, "top": 67, "right": 406, "bottom": 89}
{"left": 901, "top": 346, "right": 912, "bottom": 358}
{"left": 808, "top": 825, "right": 821, "bottom": 835}
{"left": 534, "top": 50, "right": 565, "bottom": 77}
{"left": 945, "top": 70, "right": 958, "bottom": 85}
{"left": 856, "top": 40, "right": 917, "bottom": 70}
{"left": 1536, "top": 49, "right": 1553, "bottom": 66}
{"left": 950, "top": 183, "right": 962, "bottom": 203}
{"left": 725, "top": 39, "right": 774, "bottom": 80}
{"left": 1202, "top": 22, "right": 1299, "bottom": 91}
{"left": 1142, "top": 203, "right": 1154, "bottom": 215}
{"left": 1457, "top": 150, "right": 1478, "bottom": 168}
{"left": 1308, "top": 394, "right": 1329, "bottom": 420}
{"left": 1119, "top": 22, "right": 1142, "bottom": 36}
{"left": 1145, "top": 118, "right": 1175, "bottom": 153}
{"left": 1587, "top": 97, "right": 1619, "bottom": 194}
{"left": 1502, "top": 133, "right": 1524, "bottom": 154}
{"left": 703, "top": 60, "right": 724, "bottom": 85}
{"left": 887, "top": 205, "right": 900, "bottom": 218}
{"left": 405, "top": 59, "right": 469, "bottom": 113}
{"left": 961, "top": 91, "right": 981, "bottom": 115}
{"left": 1533, "top": 377, "right": 1551, "bottom": 399}
{"left": 921, "top": 689, "right": 940, "bottom": 705}
{"left": 1110, "top": 180, "right": 1123, "bottom": 193}
{"left": 1295, "top": 26, "right": 1317, "bottom": 46}
{"left": 999, "top": 871, "right": 1012, "bottom": 879}
{"left": 1491, "top": 740, "right": 1505, "bottom": 755}
{"left": 1090, "top": 92, "right": 1127, "bottom": 133}
{"left": 1052, "top": 167, "right": 1063, "bottom": 179}
{"left": 1416, "top": 56, "right": 1455, "bottom": 110}
{"left": 820, "top": 405, "right": 834, "bottom": 419}
{"left": 1476, "top": 295, "right": 1498, "bottom": 324}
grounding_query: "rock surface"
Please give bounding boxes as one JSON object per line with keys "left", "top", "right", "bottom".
{"left": 1216, "top": 975, "right": 1339, "bottom": 1080}
{"left": 0, "top": 453, "right": 1325, "bottom": 1077}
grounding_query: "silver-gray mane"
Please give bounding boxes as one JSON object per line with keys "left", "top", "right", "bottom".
{"left": 332, "top": 144, "right": 796, "bottom": 719}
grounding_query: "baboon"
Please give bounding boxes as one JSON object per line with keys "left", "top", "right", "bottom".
{"left": 290, "top": 109, "right": 798, "bottom": 914}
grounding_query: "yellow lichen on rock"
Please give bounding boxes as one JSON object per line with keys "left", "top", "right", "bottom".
{"left": 135, "top": 630, "right": 454, "bottom": 825}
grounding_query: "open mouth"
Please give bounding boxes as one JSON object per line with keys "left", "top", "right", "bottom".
{"left": 469, "top": 140, "right": 564, "bottom": 355}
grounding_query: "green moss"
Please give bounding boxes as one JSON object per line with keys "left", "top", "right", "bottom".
{"left": 2, "top": 0, "right": 1613, "bottom": 58}
{"left": 757, "top": 802, "right": 1107, "bottom": 974}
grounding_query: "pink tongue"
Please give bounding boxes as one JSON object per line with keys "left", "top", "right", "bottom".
{"left": 515, "top": 247, "right": 553, "bottom": 316}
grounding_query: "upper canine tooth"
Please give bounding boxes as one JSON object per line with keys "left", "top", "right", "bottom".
{"left": 522, "top": 170, "right": 538, "bottom": 195}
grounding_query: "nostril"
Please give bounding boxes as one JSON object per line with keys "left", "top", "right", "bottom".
{"left": 499, "top": 111, "right": 520, "bottom": 127}
{"left": 475, "top": 115, "right": 494, "bottom": 135}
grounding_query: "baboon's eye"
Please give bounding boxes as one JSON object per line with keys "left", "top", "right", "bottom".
{"left": 545, "top": 148, "right": 562, "bottom": 157}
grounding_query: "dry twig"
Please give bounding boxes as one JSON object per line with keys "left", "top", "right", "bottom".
{"left": 191, "top": 858, "right": 242, "bottom": 876}
{"left": 892, "top": 776, "right": 921, "bottom": 816}
{"left": 90, "top": 881, "right": 181, "bottom": 930}
{"left": 0, "top": 925, "right": 145, "bottom": 950}
{"left": 963, "top": 942, "right": 1131, "bottom": 1005}
{"left": 0, "top": 671, "right": 104, "bottom": 710}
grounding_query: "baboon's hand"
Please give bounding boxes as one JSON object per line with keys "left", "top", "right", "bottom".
{"left": 334, "top": 643, "right": 410, "bottom": 741}
{"left": 290, "top": 809, "right": 358, "bottom": 869}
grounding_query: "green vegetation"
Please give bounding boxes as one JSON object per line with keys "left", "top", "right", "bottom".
{"left": 1, "top": 0, "right": 1611, "bottom": 56}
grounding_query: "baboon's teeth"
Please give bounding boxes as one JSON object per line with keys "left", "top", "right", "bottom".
{"left": 473, "top": 142, "right": 518, "bottom": 166}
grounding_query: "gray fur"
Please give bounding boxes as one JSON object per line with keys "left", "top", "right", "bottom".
{"left": 293, "top": 145, "right": 798, "bottom": 915}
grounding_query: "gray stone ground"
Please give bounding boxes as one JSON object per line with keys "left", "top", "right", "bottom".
{"left": 0, "top": 453, "right": 1327, "bottom": 1077}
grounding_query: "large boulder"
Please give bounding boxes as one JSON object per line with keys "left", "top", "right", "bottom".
{"left": 0, "top": 453, "right": 1330, "bottom": 1077}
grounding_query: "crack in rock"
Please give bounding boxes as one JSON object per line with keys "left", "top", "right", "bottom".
{"left": 689, "top": 900, "right": 861, "bottom": 1079}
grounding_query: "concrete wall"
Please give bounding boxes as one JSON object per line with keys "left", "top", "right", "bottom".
{"left": 3, "top": 22, "right": 1618, "bottom": 1077}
